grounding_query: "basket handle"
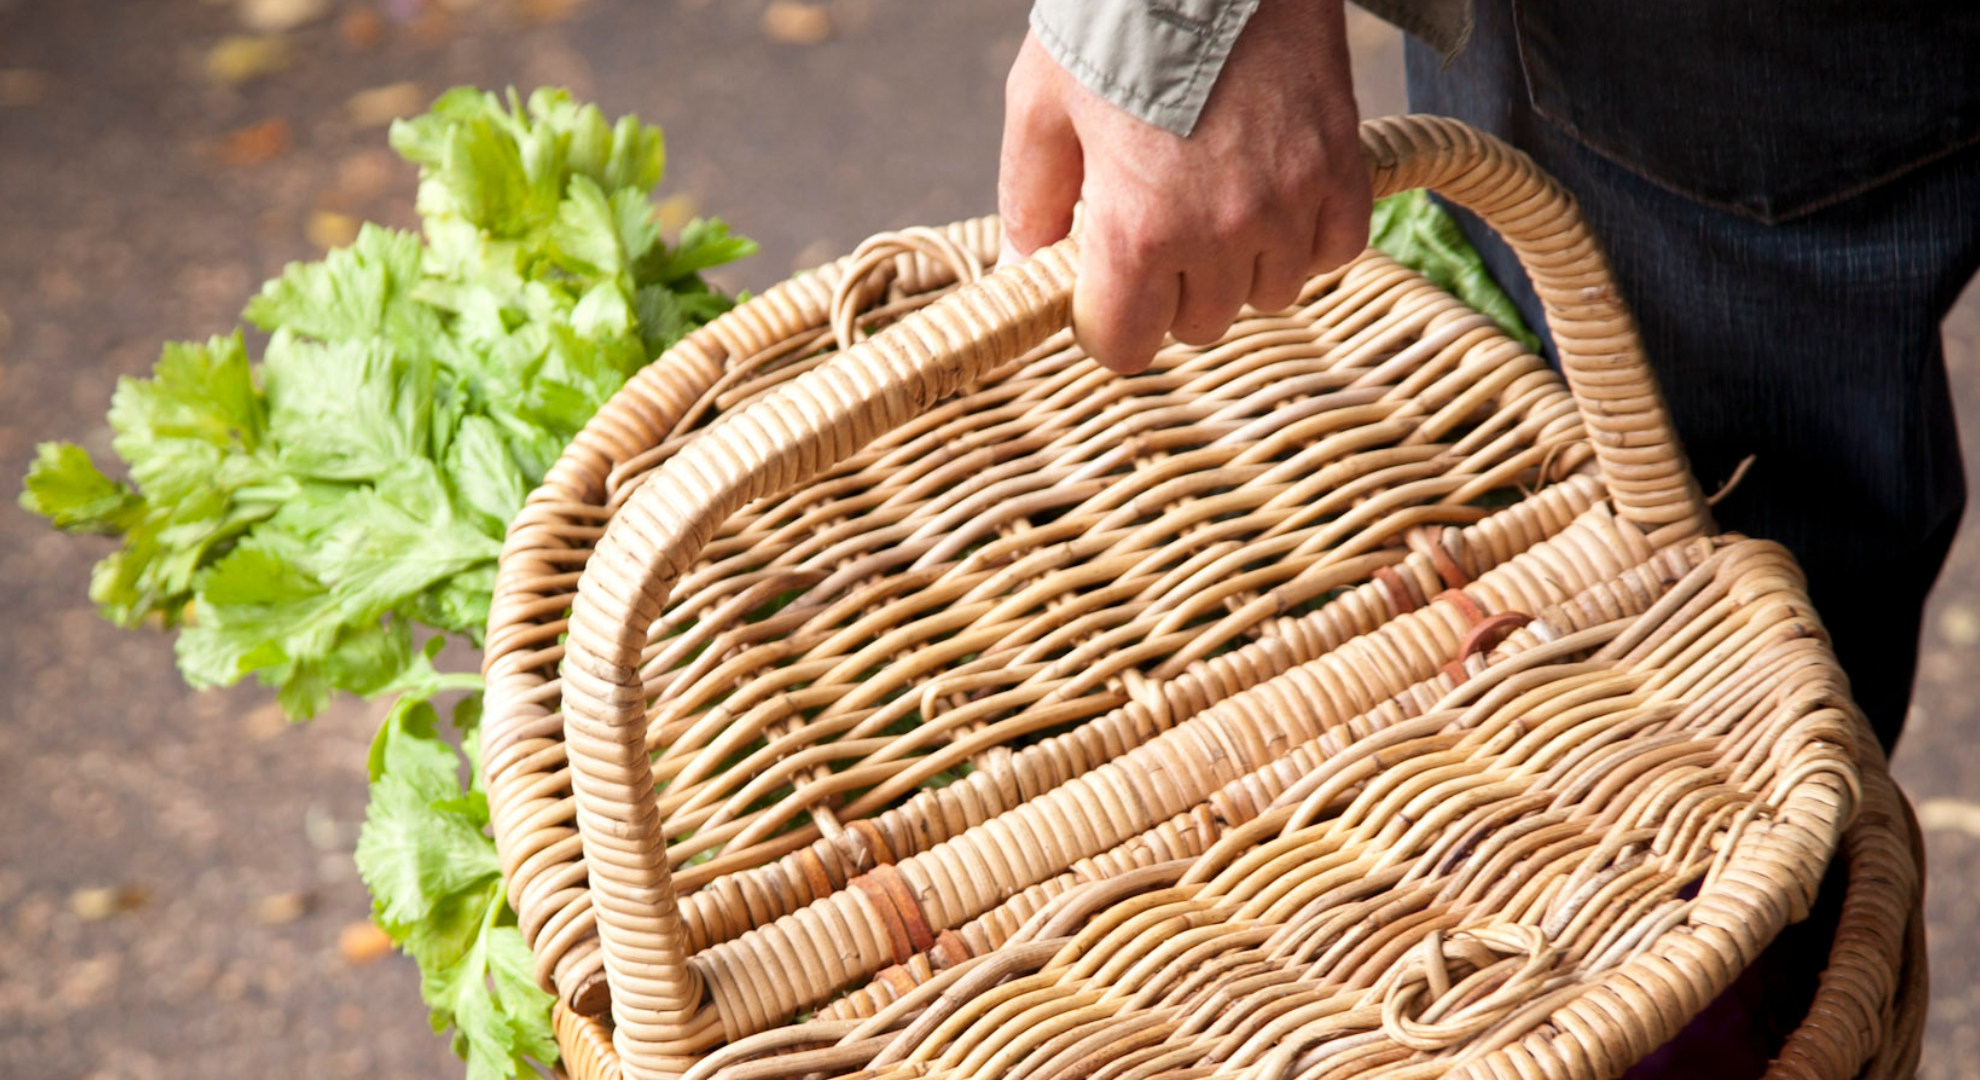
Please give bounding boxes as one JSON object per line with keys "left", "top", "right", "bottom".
{"left": 559, "top": 114, "right": 1709, "bottom": 1073}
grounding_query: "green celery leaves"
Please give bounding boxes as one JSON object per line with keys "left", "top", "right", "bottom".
{"left": 358, "top": 695, "right": 557, "bottom": 1080}
{"left": 1369, "top": 189, "right": 1541, "bottom": 351}
{"left": 17, "top": 86, "right": 756, "bottom": 1078}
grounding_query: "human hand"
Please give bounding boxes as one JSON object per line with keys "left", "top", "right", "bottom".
{"left": 999, "top": 0, "right": 1370, "bottom": 373}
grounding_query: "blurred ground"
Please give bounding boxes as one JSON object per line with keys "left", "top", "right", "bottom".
{"left": 0, "top": 2, "right": 1973, "bottom": 1078}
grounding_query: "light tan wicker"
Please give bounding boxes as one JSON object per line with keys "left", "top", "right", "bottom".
{"left": 483, "top": 116, "right": 1922, "bottom": 1080}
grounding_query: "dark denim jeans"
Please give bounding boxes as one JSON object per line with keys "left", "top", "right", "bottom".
{"left": 1407, "top": 2, "right": 1980, "bottom": 1073}
{"left": 1408, "top": 0, "right": 1980, "bottom": 756}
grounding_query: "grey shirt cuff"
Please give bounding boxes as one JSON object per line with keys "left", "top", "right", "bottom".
{"left": 1030, "top": 0, "right": 1264, "bottom": 137}
{"left": 1028, "top": 1, "right": 1475, "bottom": 138}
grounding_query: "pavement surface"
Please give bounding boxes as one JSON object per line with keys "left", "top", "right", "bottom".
{"left": 0, "top": 2, "right": 1974, "bottom": 1078}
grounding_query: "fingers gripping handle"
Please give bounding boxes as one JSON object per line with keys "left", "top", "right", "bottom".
{"left": 558, "top": 114, "right": 1707, "bottom": 1077}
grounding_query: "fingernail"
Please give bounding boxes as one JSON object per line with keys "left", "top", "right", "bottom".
{"left": 996, "top": 239, "right": 1021, "bottom": 270}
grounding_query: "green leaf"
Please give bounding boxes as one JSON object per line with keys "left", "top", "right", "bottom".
{"left": 445, "top": 416, "right": 529, "bottom": 538}
{"left": 244, "top": 225, "right": 442, "bottom": 349}
{"left": 408, "top": 565, "right": 498, "bottom": 644}
{"left": 313, "top": 460, "right": 503, "bottom": 622}
{"left": 388, "top": 87, "right": 497, "bottom": 170}
{"left": 364, "top": 695, "right": 465, "bottom": 793}
{"left": 20, "top": 442, "right": 142, "bottom": 534}
{"left": 400, "top": 92, "right": 568, "bottom": 241}
{"left": 550, "top": 175, "right": 662, "bottom": 279}
{"left": 418, "top": 890, "right": 558, "bottom": 1080}
{"left": 175, "top": 543, "right": 346, "bottom": 691}
{"left": 1370, "top": 190, "right": 1541, "bottom": 352}
{"left": 110, "top": 333, "right": 263, "bottom": 452}
{"left": 357, "top": 695, "right": 555, "bottom": 1080}
{"left": 570, "top": 281, "right": 636, "bottom": 340}
{"left": 481, "top": 325, "right": 639, "bottom": 446}
{"left": 86, "top": 500, "right": 277, "bottom": 627}
{"left": 602, "top": 112, "right": 666, "bottom": 193}
{"left": 272, "top": 618, "right": 425, "bottom": 719}
{"left": 108, "top": 333, "right": 268, "bottom": 506}
{"left": 264, "top": 334, "right": 436, "bottom": 483}
{"left": 632, "top": 285, "right": 691, "bottom": 357}
{"left": 548, "top": 174, "right": 624, "bottom": 277}
{"left": 641, "top": 216, "right": 758, "bottom": 287}
{"left": 173, "top": 465, "right": 493, "bottom": 706}
{"left": 358, "top": 695, "right": 500, "bottom": 927}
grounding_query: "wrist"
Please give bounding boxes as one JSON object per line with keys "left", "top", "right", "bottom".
{"left": 1028, "top": 0, "right": 1266, "bottom": 138}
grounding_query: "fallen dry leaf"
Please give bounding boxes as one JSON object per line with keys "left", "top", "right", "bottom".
{"left": 214, "top": 117, "right": 292, "bottom": 167}
{"left": 1917, "top": 798, "right": 1980, "bottom": 837}
{"left": 206, "top": 35, "right": 294, "bottom": 86}
{"left": 238, "top": 0, "right": 331, "bottom": 33}
{"left": 336, "top": 148, "right": 403, "bottom": 200}
{"left": 70, "top": 888, "right": 118, "bottom": 921}
{"left": 338, "top": 920, "right": 395, "bottom": 965}
{"left": 346, "top": 81, "right": 424, "bottom": 128}
{"left": 1938, "top": 604, "right": 1979, "bottom": 648}
{"left": 518, "top": 0, "right": 588, "bottom": 23}
{"left": 654, "top": 192, "right": 700, "bottom": 235}
{"left": 0, "top": 68, "right": 49, "bottom": 107}
{"left": 411, "top": 7, "right": 457, "bottom": 48}
{"left": 70, "top": 883, "right": 149, "bottom": 921}
{"left": 762, "top": 0, "right": 834, "bottom": 45}
{"left": 339, "top": 5, "right": 385, "bottom": 48}
{"left": 255, "top": 891, "right": 313, "bottom": 924}
{"left": 243, "top": 700, "right": 289, "bottom": 740}
{"left": 307, "top": 210, "right": 359, "bottom": 249}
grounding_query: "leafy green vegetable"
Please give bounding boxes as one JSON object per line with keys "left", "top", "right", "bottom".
{"left": 18, "top": 86, "right": 755, "bottom": 1078}
{"left": 1371, "top": 190, "right": 1541, "bottom": 352}
{"left": 20, "top": 443, "right": 140, "bottom": 533}
{"left": 359, "top": 695, "right": 557, "bottom": 1080}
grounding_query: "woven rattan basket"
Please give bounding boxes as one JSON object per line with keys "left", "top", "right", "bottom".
{"left": 482, "top": 116, "right": 1924, "bottom": 1080}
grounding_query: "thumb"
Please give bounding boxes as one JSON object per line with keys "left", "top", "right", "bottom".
{"left": 998, "top": 82, "right": 1083, "bottom": 267}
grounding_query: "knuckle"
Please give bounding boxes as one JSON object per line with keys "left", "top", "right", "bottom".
{"left": 1108, "top": 214, "right": 1176, "bottom": 266}
{"left": 1273, "top": 168, "right": 1317, "bottom": 215}
{"left": 1326, "top": 212, "right": 1371, "bottom": 260}
{"left": 1208, "top": 199, "right": 1259, "bottom": 245}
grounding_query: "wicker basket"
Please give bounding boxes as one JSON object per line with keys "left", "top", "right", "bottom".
{"left": 482, "top": 116, "right": 1924, "bottom": 1080}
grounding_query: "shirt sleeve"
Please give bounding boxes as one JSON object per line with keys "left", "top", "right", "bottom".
{"left": 1029, "top": 0, "right": 1264, "bottom": 137}
{"left": 1028, "top": 1, "right": 1476, "bottom": 138}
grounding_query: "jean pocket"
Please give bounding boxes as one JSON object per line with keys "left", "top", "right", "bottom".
{"left": 1512, "top": 0, "right": 1980, "bottom": 223}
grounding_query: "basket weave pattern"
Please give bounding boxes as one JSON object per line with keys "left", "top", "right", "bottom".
{"left": 482, "top": 117, "right": 1916, "bottom": 1080}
